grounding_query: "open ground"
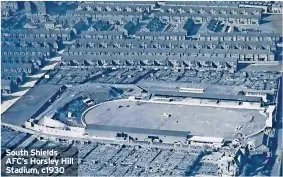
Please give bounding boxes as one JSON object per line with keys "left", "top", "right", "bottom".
{"left": 83, "top": 99, "right": 267, "bottom": 138}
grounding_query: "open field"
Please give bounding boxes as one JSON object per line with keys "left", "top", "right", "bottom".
{"left": 84, "top": 99, "right": 267, "bottom": 138}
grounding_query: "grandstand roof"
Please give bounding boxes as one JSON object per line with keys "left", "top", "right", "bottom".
{"left": 149, "top": 89, "right": 262, "bottom": 102}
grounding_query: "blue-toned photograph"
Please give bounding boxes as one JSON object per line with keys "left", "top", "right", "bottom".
{"left": 1, "top": 1, "right": 282, "bottom": 176}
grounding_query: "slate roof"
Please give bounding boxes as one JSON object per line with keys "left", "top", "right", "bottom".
{"left": 63, "top": 55, "right": 169, "bottom": 61}
{"left": 79, "top": 2, "right": 152, "bottom": 10}
{"left": 135, "top": 31, "right": 187, "bottom": 36}
{"left": 74, "top": 38, "right": 276, "bottom": 51}
{"left": 67, "top": 10, "right": 143, "bottom": 17}
{"left": 2, "top": 63, "right": 34, "bottom": 70}
{"left": 1, "top": 71, "right": 26, "bottom": 79}
{"left": 62, "top": 55, "right": 237, "bottom": 62}
{"left": 1, "top": 47, "right": 51, "bottom": 53}
{"left": 1, "top": 79, "right": 12, "bottom": 88}
{"left": 161, "top": 4, "right": 261, "bottom": 14}
{"left": 56, "top": 15, "right": 89, "bottom": 22}
{"left": 154, "top": 11, "right": 261, "bottom": 19}
{"left": 164, "top": 1, "right": 240, "bottom": 7}
{"left": 2, "top": 36, "right": 57, "bottom": 43}
{"left": 81, "top": 31, "right": 124, "bottom": 36}
{"left": 219, "top": 40, "right": 275, "bottom": 46}
{"left": 66, "top": 47, "right": 272, "bottom": 56}
{"left": 199, "top": 32, "right": 281, "bottom": 38}
{"left": 1, "top": 28, "right": 72, "bottom": 36}
{"left": 194, "top": 56, "right": 237, "bottom": 62}
{"left": 227, "top": 49, "right": 273, "bottom": 55}
{"left": 2, "top": 56, "right": 43, "bottom": 63}
{"left": 85, "top": 1, "right": 155, "bottom": 5}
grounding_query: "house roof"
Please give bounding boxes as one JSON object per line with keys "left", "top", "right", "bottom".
{"left": 219, "top": 40, "right": 275, "bottom": 46}
{"left": 65, "top": 46, "right": 272, "bottom": 57}
{"left": 199, "top": 32, "right": 281, "bottom": 38}
{"left": 66, "top": 47, "right": 201, "bottom": 55}
{"left": 80, "top": 2, "right": 151, "bottom": 10}
{"left": 154, "top": 11, "right": 260, "bottom": 19}
{"left": 227, "top": 49, "right": 273, "bottom": 55}
{"left": 136, "top": 31, "right": 186, "bottom": 36}
{"left": 70, "top": 10, "right": 143, "bottom": 17}
{"left": 2, "top": 56, "right": 43, "bottom": 62}
{"left": 73, "top": 38, "right": 275, "bottom": 51}
{"left": 164, "top": 1, "right": 240, "bottom": 8}
{"left": 1, "top": 79, "right": 12, "bottom": 87}
{"left": 2, "top": 63, "right": 34, "bottom": 70}
{"left": 87, "top": 1, "right": 155, "bottom": 5}
{"left": 1, "top": 71, "right": 26, "bottom": 79}
{"left": 2, "top": 36, "right": 57, "bottom": 43}
{"left": 1, "top": 47, "right": 51, "bottom": 53}
{"left": 2, "top": 28, "right": 72, "bottom": 35}
{"left": 81, "top": 31, "right": 123, "bottom": 36}
{"left": 63, "top": 55, "right": 172, "bottom": 61}
{"left": 194, "top": 56, "right": 237, "bottom": 62}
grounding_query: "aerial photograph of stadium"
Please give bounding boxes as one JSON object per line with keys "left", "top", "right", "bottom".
{"left": 1, "top": 1, "right": 282, "bottom": 176}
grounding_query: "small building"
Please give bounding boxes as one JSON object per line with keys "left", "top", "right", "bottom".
{"left": 135, "top": 31, "right": 186, "bottom": 40}
{"left": 187, "top": 136, "right": 225, "bottom": 148}
{"left": 2, "top": 2, "right": 18, "bottom": 12}
{"left": 2, "top": 63, "right": 36, "bottom": 75}
{"left": 243, "top": 90, "right": 269, "bottom": 102}
{"left": 218, "top": 148, "right": 246, "bottom": 176}
{"left": 81, "top": 31, "right": 124, "bottom": 40}
{"left": 1, "top": 71, "right": 27, "bottom": 86}
{"left": 1, "top": 8, "right": 11, "bottom": 17}
{"left": 44, "top": 22, "right": 55, "bottom": 30}
{"left": 72, "top": 20, "right": 89, "bottom": 35}
{"left": 33, "top": 1, "right": 47, "bottom": 15}
{"left": 270, "top": 4, "right": 283, "bottom": 14}
{"left": 250, "top": 132, "right": 272, "bottom": 155}
{"left": 24, "top": 1, "right": 32, "bottom": 15}
{"left": 1, "top": 79, "right": 18, "bottom": 94}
